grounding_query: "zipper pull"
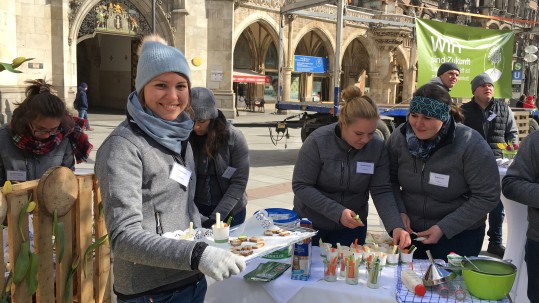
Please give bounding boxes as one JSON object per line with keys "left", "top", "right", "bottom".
{"left": 155, "top": 211, "right": 164, "bottom": 235}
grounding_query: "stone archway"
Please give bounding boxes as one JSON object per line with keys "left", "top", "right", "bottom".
{"left": 232, "top": 18, "right": 279, "bottom": 109}
{"left": 292, "top": 28, "right": 333, "bottom": 102}
{"left": 341, "top": 37, "right": 371, "bottom": 93}
{"left": 68, "top": 0, "right": 170, "bottom": 110}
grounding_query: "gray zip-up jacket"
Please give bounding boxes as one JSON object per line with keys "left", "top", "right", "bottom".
{"left": 196, "top": 123, "right": 249, "bottom": 220}
{"left": 95, "top": 120, "right": 203, "bottom": 295}
{"left": 292, "top": 123, "right": 405, "bottom": 233}
{"left": 0, "top": 126, "right": 74, "bottom": 185}
{"left": 387, "top": 122, "right": 500, "bottom": 239}
{"left": 502, "top": 130, "right": 539, "bottom": 242}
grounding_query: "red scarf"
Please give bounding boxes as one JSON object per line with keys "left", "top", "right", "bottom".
{"left": 11, "top": 116, "right": 93, "bottom": 164}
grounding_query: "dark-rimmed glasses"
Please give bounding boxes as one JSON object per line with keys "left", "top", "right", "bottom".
{"left": 29, "top": 123, "right": 61, "bottom": 137}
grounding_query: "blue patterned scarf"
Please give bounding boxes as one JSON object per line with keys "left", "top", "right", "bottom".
{"left": 406, "top": 116, "right": 453, "bottom": 161}
{"left": 126, "top": 92, "right": 193, "bottom": 154}
{"left": 409, "top": 96, "right": 450, "bottom": 122}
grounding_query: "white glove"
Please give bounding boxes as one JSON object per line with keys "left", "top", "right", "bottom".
{"left": 198, "top": 246, "right": 246, "bottom": 281}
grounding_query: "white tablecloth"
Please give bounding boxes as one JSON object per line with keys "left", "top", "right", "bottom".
{"left": 499, "top": 167, "right": 530, "bottom": 303}
{"left": 205, "top": 246, "right": 397, "bottom": 303}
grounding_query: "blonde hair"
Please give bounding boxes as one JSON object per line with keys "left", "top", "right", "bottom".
{"left": 339, "top": 85, "right": 379, "bottom": 127}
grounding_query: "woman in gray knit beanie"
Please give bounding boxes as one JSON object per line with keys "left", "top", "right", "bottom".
{"left": 189, "top": 87, "right": 250, "bottom": 228}
{"left": 95, "top": 35, "right": 244, "bottom": 303}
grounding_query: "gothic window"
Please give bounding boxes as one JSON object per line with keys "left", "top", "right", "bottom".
{"left": 265, "top": 43, "right": 278, "bottom": 70}
{"left": 234, "top": 34, "right": 253, "bottom": 69}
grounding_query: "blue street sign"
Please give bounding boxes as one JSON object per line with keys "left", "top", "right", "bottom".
{"left": 512, "top": 71, "right": 522, "bottom": 80}
{"left": 293, "top": 55, "right": 328, "bottom": 73}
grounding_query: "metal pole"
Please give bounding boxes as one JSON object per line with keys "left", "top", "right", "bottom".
{"left": 152, "top": 0, "right": 156, "bottom": 34}
{"left": 333, "top": 0, "right": 344, "bottom": 116}
{"left": 278, "top": 14, "right": 284, "bottom": 104}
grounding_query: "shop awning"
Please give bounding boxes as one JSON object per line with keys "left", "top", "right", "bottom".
{"left": 233, "top": 69, "right": 271, "bottom": 84}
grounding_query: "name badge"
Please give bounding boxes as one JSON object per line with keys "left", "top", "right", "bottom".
{"left": 429, "top": 172, "right": 450, "bottom": 188}
{"left": 169, "top": 163, "right": 191, "bottom": 187}
{"left": 7, "top": 170, "right": 27, "bottom": 182}
{"left": 487, "top": 113, "right": 497, "bottom": 121}
{"left": 356, "top": 162, "right": 374, "bottom": 174}
{"left": 222, "top": 166, "right": 237, "bottom": 179}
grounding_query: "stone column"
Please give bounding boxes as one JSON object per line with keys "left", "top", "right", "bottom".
{"left": 282, "top": 15, "right": 296, "bottom": 103}
{"left": 50, "top": 0, "right": 69, "bottom": 101}
{"left": 205, "top": 0, "right": 235, "bottom": 118}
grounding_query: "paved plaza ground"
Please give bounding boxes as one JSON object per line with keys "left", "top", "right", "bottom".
{"left": 79, "top": 106, "right": 505, "bottom": 259}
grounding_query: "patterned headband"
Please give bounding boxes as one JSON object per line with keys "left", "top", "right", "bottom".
{"left": 409, "top": 96, "right": 450, "bottom": 121}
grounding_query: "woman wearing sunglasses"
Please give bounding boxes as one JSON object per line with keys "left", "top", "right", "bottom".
{"left": 0, "top": 79, "right": 93, "bottom": 186}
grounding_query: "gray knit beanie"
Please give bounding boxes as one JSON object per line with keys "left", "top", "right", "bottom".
{"left": 135, "top": 35, "right": 191, "bottom": 96}
{"left": 437, "top": 62, "right": 460, "bottom": 76}
{"left": 191, "top": 87, "right": 218, "bottom": 120}
{"left": 471, "top": 73, "right": 494, "bottom": 92}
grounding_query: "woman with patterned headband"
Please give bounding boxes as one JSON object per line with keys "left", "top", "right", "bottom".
{"left": 386, "top": 83, "right": 499, "bottom": 261}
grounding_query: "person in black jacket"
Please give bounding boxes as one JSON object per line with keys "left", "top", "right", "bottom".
{"left": 76, "top": 82, "right": 93, "bottom": 131}
{"left": 461, "top": 73, "right": 518, "bottom": 258}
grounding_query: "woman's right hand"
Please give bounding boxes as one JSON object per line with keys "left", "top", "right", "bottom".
{"left": 340, "top": 209, "right": 362, "bottom": 229}
{"left": 400, "top": 213, "right": 412, "bottom": 233}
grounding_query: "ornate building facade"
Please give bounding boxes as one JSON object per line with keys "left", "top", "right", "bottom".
{"left": 0, "top": 0, "right": 537, "bottom": 124}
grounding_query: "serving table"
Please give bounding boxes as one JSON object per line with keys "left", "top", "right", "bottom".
{"left": 205, "top": 246, "right": 510, "bottom": 303}
{"left": 499, "top": 166, "right": 530, "bottom": 303}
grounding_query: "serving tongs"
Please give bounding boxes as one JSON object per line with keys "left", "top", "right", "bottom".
{"left": 422, "top": 250, "right": 456, "bottom": 286}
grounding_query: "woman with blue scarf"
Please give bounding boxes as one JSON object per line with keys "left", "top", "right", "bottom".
{"left": 387, "top": 83, "right": 499, "bottom": 261}
{"left": 95, "top": 35, "right": 244, "bottom": 303}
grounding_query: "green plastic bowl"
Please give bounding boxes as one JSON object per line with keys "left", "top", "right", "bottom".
{"left": 462, "top": 258, "right": 516, "bottom": 300}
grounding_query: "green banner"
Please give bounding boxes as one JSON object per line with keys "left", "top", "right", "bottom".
{"left": 416, "top": 18, "right": 514, "bottom": 98}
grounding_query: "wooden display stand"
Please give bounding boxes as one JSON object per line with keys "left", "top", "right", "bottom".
{"left": 1, "top": 173, "right": 111, "bottom": 303}
{"left": 513, "top": 110, "right": 529, "bottom": 141}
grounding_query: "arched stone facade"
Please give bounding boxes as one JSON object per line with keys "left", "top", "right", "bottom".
{"left": 232, "top": 1, "right": 415, "bottom": 108}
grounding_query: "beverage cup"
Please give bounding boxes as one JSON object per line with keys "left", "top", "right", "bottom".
{"left": 387, "top": 253, "right": 399, "bottom": 266}
{"left": 212, "top": 224, "right": 230, "bottom": 243}
{"left": 400, "top": 252, "right": 414, "bottom": 264}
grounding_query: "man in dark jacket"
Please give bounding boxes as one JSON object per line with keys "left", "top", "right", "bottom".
{"left": 461, "top": 73, "right": 518, "bottom": 258}
{"left": 502, "top": 131, "right": 539, "bottom": 303}
{"left": 427, "top": 62, "right": 460, "bottom": 91}
{"left": 76, "top": 82, "right": 93, "bottom": 131}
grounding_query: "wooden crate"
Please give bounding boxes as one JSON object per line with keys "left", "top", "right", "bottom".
{"left": 2, "top": 174, "right": 110, "bottom": 303}
{"left": 513, "top": 110, "right": 529, "bottom": 141}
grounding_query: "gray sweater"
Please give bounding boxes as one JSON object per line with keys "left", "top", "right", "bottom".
{"left": 95, "top": 120, "right": 203, "bottom": 295}
{"left": 387, "top": 123, "right": 500, "bottom": 239}
{"left": 292, "top": 123, "right": 405, "bottom": 233}
{"left": 502, "top": 130, "right": 539, "bottom": 242}
{"left": 0, "top": 125, "right": 74, "bottom": 185}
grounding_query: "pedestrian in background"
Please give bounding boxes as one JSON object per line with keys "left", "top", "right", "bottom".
{"left": 292, "top": 85, "right": 411, "bottom": 248}
{"left": 524, "top": 95, "right": 535, "bottom": 109}
{"left": 75, "top": 82, "right": 94, "bottom": 131}
{"left": 502, "top": 131, "right": 539, "bottom": 303}
{"left": 189, "top": 87, "right": 249, "bottom": 228}
{"left": 428, "top": 62, "right": 460, "bottom": 92}
{"left": 95, "top": 34, "right": 244, "bottom": 303}
{"left": 460, "top": 73, "right": 518, "bottom": 258}
{"left": 0, "top": 79, "right": 92, "bottom": 186}
{"left": 387, "top": 83, "right": 499, "bottom": 261}
{"left": 515, "top": 94, "right": 526, "bottom": 108}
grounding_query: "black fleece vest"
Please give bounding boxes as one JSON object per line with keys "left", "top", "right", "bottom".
{"left": 461, "top": 98, "right": 510, "bottom": 158}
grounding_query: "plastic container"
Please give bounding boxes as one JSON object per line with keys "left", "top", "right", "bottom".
{"left": 259, "top": 208, "right": 298, "bottom": 259}
{"left": 263, "top": 208, "right": 299, "bottom": 225}
{"left": 401, "top": 269, "right": 427, "bottom": 296}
